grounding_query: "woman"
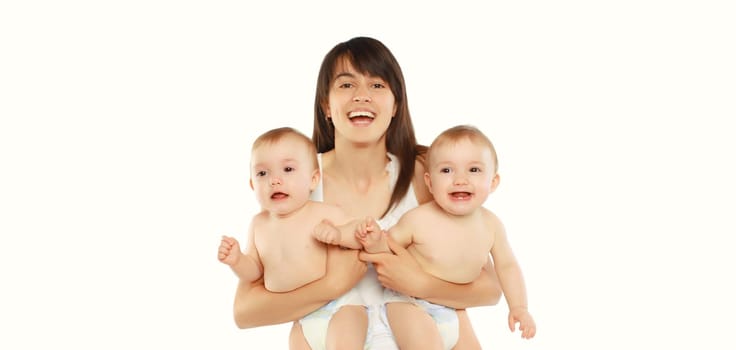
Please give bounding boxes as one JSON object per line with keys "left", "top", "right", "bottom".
{"left": 234, "top": 37, "right": 502, "bottom": 349}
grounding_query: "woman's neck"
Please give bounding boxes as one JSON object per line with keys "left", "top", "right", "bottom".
{"left": 328, "top": 139, "right": 389, "bottom": 182}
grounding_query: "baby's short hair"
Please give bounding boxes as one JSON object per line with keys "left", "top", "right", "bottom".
{"left": 252, "top": 127, "right": 318, "bottom": 170}
{"left": 428, "top": 125, "right": 498, "bottom": 172}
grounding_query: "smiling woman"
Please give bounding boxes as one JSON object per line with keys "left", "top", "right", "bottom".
{"left": 231, "top": 37, "right": 503, "bottom": 350}
{"left": 3, "top": 2, "right": 734, "bottom": 350}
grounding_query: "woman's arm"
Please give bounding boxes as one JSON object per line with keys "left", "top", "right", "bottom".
{"left": 421, "top": 256, "right": 502, "bottom": 308}
{"left": 234, "top": 245, "right": 367, "bottom": 328}
{"left": 359, "top": 237, "right": 502, "bottom": 309}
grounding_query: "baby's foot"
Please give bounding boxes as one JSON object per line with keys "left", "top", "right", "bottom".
{"left": 360, "top": 230, "right": 389, "bottom": 253}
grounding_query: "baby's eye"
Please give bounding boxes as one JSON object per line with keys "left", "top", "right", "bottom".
{"left": 256, "top": 170, "right": 267, "bottom": 177}
{"left": 440, "top": 167, "right": 451, "bottom": 174}
{"left": 470, "top": 167, "right": 481, "bottom": 173}
{"left": 284, "top": 166, "right": 294, "bottom": 172}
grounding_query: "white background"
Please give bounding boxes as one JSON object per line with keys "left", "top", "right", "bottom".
{"left": 1, "top": 1, "right": 735, "bottom": 349}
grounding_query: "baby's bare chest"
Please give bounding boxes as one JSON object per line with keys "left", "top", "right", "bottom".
{"left": 413, "top": 220, "right": 493, "bottom": 270}
{"left": 255, "top": 217, "right": 325, "bottom": 266}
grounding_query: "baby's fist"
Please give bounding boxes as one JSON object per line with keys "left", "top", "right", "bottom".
{"left": 218, "top": 236, "right": 241, "bottom": 266}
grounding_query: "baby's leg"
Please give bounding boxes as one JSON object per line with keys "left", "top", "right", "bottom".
{"left": 289, "top": 321, "right": 311, "bottom": 350}
{"left": 326, "top": 305, "right": 367, "bottom": 350}
{"left": 452, "top": 309, "right": 481, "bottom": 350}
{"left": 386, "top": 302, "right": 443, "bottom": 350}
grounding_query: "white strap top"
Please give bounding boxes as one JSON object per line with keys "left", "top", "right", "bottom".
{"left": 310, "top": 152, "right": 419, "bottom": 230}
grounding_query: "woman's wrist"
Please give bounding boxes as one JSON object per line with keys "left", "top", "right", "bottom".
{"left": 321, "top": 268, "right": 357, "bottom": 298}
{"left": 407, "top": 269, "right": 433, "bottom": 299}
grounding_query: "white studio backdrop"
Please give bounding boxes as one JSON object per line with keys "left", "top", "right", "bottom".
{"left": 1, "top": 1, "right": 734, "bottom": 349}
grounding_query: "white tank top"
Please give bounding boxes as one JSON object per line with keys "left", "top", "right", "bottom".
{"left": 310, "top": 152, "right": 419, "bottom": 305}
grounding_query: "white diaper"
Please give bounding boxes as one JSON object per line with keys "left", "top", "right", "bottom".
{"left": 382, "top": 288, "right": 460, "bottom": 350}
{"left": 299, "top": 286, "right": 364, "bottom": 349}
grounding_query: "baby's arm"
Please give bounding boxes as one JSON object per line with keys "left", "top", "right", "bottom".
{"left": 358, "top": 217, "right": 412, "bottom": 253}
{"left": 312, "top": 207, "right": 373, "bottom": 250}
{"left": 218, "top": 236, "right": 262, "bottom": 282}
{"left": 490, "top": 218, "right": 536, "bottom": 339}
{"left": 313, "top": 218, "right": 364, "bottom": 249}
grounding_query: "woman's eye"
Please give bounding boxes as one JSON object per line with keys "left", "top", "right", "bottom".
{"left": 372, "top": 83, "right": 386, "bottom": 89}
{"left": 339, "top": 83, "right": 353, "bottom": 88}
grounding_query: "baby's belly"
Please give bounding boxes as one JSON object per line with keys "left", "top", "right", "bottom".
{"left": 264, "top": 264, "right": 323, "bottom": 292}
{"left": 418, "top": 256, "right": 485, "bottom": 284}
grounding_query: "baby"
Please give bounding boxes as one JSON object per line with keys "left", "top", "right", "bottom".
{"left": 358, "top": 125, "right": 537, "bottom": 349}
{"left": 218, "top": 127, "right": 375, "bottom": 349}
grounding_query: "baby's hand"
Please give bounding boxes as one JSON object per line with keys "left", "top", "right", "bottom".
{"left": 508, "top": 307, "right": 537, "bottom": 339}
{"left": 218, "top": 236, "right": 241, "bottom": 266}
{"left": 313, "top": 219, "right": 341, "bottom": 245}
{"left": 355, "top": 216, "right": 378, "bottom": 239}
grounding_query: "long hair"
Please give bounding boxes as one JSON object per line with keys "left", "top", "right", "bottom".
{"left": 312, "top": 37, "right": 427, "bottom": 217}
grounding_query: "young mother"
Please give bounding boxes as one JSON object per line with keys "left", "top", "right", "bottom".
{"left": 233, "top": 37, "right": 502, "bottom": 349}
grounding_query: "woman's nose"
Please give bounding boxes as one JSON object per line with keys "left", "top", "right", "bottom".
{"left": 353, "top": 85, "right": 371, "bottom": 102}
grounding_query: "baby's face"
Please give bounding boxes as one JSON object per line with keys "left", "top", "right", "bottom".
{"left": 426, "top": 138, "right": 497, "bottom": 216}
{"left": 250, "top": 136, "right": 317, "bottom": 216}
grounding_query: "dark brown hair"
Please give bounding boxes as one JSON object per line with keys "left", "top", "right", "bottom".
{"left": 312, "top": 37, "right": 426, "bottom": 217}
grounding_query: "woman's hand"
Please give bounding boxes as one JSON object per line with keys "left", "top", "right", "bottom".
{"left": 358, "top": 235, "right": 432, "bottom": 298}
{"left": 359, "top": 235, "right": 502, "bottom": 308}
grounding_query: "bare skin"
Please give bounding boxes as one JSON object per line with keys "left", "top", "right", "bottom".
{"left": 312, "top": 149, "right": 502, "bottom": 349}
{"left": 234, "top": 244, "right": 366, "bottom": 329}
{"left": 220, "top": 132, "right": 370, "bottom": 348}
{"left": 233, "top": 60, "right": 503, "bottom": 349}
{"left": 357, "top": 135, "right": 538, "bottom": 344}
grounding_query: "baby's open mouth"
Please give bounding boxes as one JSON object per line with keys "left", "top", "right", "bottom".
{"left": 450, "top": 192, "right": 472, "bottom": 200}
{"left": 271, "top": 192, "right": 288, "bottom": 199}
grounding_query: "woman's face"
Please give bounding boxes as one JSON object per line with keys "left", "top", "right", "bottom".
{"left": 325, "top": 60, "right": 397, "bottom": 146}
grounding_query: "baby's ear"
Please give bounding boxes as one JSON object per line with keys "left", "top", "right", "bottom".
{"left": 489, "top": 173, "right": 500, "bottom": 193}
{"left": 423, "top": 172, "right": 433, "bottom": 194}
{"left": 309, "top": 168, "right": 321, "bottom": 191}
